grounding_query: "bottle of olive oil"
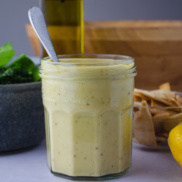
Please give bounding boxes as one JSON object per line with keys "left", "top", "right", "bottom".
{"left": 39, "top": 0, "right": 84, "bottom": 57}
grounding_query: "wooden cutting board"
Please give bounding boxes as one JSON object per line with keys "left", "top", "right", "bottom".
{"left": 26, "top": 20, "right": 182, "bottom": 91}
{"left": 84, "top": 21, "right": 182, "bottom": 91}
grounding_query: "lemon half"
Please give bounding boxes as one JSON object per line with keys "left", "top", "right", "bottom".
{"left": 168, "top": 122, "right": 182, "bottom": 167}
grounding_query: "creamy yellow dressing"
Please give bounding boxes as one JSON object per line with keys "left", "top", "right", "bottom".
{"left": 40, "top": 58, "right": 135, "bottom": 177}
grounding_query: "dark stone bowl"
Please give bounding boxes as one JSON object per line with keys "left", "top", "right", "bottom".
{"left": 0, "top": 81, "right": 45, "bottom": 152}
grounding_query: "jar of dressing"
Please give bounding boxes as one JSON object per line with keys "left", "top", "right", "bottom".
{"left": 40, "top": 54, "right": 136, "bottom": 180}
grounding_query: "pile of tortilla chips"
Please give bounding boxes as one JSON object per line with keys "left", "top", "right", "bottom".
{"left": 134, "top": 82, "right": 182, "bottom": 146}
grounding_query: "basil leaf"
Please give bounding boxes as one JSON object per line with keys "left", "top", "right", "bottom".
{"left": 0, "top": 42, "right": 15, "bottom": 67}
{"left": 32, "top": 66, "right": 41, "bottom": 81}
{"left": 0, "top": 67, "right": 33, "bottom": 84}
{"left": 7, "top": 54, "right": 35, "bottom": 73}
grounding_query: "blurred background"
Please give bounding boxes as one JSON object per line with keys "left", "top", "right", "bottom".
{"left": 0, "top": 0, "right": 182, "bottom": 56}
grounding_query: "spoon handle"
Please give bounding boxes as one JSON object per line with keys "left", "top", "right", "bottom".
{"left": 28, "top": 7, "right": 59, "bottom": 62}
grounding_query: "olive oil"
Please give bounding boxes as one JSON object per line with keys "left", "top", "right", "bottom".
{"left": 39, "top": 0, "right": 84, "bottom": 56}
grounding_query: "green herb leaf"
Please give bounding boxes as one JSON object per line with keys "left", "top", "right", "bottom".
{"left": 7, "top": 54, "right": 35, "bottom": 73}
{"left": 0, "top": 43, "right": 41, "bottom": 84}
{"left": 0, "top": 67, "right": 33, "bottom": 84}
{"left": 32, "top": 66, "right": 41, "bottom": 82}
{"left": 0, "top": 42, "right": 15, "bottom": 67}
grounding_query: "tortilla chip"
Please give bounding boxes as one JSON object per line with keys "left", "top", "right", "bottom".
{"left": 133, "top": 100, "right": 157, "bottom": 146}
{"left": 150, "top": 100, "right": 172, "bottom": 114}
{"left": 151, "top": 109, "right": 178, "bottom": 117}
{"left": 151, "top": 90, "right": 179, "bottom": 107}
{"left": 150, "top": 99, "right": 166, "bottom": 107}
{"left": 165, "top": 113, "right": 182, "bottom": 132}
{"left": 135, "top": 89, "right": 178, "bottom": 106}
{"left": 134, "top": 89, "right": 155, "bottom": 101}
{"left": 134, "top": 89, "right": 152, "bottom": 101}
{"left": 152, "top": 113, "right": 170, "bottom": 123}
{"left": 150, "top": 99, "right": 179, "bottom": 114}
{"left": 152, "top": 112, "right": 170, "bottom": 134}
{"left": 166, "top": 112, "right": 182, "bottom": 122}
{"left": 151, "top": 108, "right": 177, "bottom": 115}
{"left": 134, "top": 101, "right": 142, "bottom": 107}
{"left": 176, "top": 94, "right": 182, "bottom": 105}
{"left": 134, "top": 95, "right": 142, "bottom": 102}
{"left": 159, "top": 82, "right": 171, "bottom": 91}
{"left": 175, "top": 95, "right": 182, "bottom": 112}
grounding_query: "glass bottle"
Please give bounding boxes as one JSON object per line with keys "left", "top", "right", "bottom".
{"left": 39, "top": 0, "right": 84, "bottom": 57}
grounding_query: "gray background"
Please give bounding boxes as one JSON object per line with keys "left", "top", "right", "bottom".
{"left": 0, "top": 0, "right": 182, "bottom": 56}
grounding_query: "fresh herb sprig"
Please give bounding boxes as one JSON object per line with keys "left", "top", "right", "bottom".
{"left": 0, "top": 42, "right": 41, "bottom": 84}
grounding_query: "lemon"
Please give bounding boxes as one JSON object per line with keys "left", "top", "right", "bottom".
{"left": 168, "top": 122, "right": 182, "bottom": 167}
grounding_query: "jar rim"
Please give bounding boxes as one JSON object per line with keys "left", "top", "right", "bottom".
{"left": 41, "top": 54, "right": 134, "bottom": 67}
{"left": 40, "top": 54, "right": 136, "bottom": 80}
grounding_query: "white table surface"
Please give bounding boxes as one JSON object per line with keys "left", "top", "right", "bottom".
{"left": 0, "top": 140, "right": 181, "bottom": 182}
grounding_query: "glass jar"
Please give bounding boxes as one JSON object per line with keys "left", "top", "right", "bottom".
{"left": 40, "top": 54, "right": 136, "bottom": 180}
{"left": 39, "top": 0, "right": 84, "bottom": 56}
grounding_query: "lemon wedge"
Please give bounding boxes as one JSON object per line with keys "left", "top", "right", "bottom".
{"left": 168, "top": 122, "right": 182, "bottom": 167}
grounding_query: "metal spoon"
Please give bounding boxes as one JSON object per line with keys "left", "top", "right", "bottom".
{"left": 28, "top": 6, "right": 59, "bottom": 62}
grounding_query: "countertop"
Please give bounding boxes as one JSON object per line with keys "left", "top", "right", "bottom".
{"left": 0, "top": 140, "right": 181, "bottom": 182}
